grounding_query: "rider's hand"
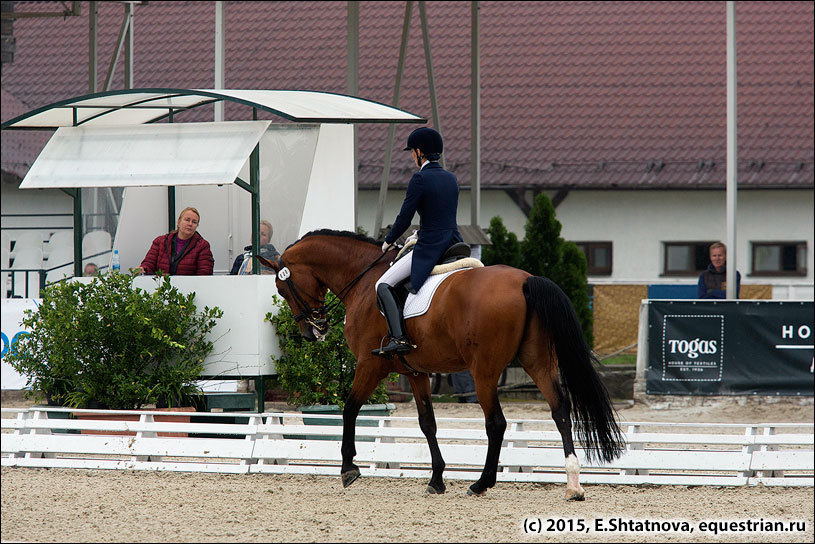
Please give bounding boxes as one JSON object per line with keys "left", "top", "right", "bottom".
{"left": 382, "top": 241, "right": 390, "bottom": 253}
{"left": 405, "top": 230, "right": 418, "bottom": 244}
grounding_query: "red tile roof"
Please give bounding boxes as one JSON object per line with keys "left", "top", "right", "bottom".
{"left": 2, "top": 1, "right": 813, "bottom": 189}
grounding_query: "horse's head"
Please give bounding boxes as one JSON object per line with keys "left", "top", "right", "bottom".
{"left": 258, "top": 253, "right": 329, "bottom": 342}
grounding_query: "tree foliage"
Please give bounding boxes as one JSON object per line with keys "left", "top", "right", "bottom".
{"left": 481, "top": 216, "right": 522, "bottom": 269}
{"left": 485, "top": 192, "right": 593, "bottom": 346}
{"left": 266, "top": 292, "right": 394, "bottom": 409}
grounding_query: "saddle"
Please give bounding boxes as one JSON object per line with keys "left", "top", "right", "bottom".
{"left": 393, "top": 240, "right": 472, "bottom": 294}
{"left": 394, "top": 240, "right": 474, "bottom": 294}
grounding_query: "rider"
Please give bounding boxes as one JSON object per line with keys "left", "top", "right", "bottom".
{"left": 373, "top": 127, "right": 463, "bottom": 357}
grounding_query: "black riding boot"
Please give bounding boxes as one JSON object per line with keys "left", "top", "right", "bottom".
{"left": 372, "top": 283, "right": 414, "bottom": 357}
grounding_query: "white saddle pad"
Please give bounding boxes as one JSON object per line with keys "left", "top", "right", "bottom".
{"left": 403, "top": 268, "right": 468, "bottom": 319}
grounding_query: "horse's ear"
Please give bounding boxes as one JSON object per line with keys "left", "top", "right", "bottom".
{"left": 256, "top": 255, "right": 281, "bottom": 272}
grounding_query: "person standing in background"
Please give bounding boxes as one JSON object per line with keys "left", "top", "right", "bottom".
{"left": 697, "top": 242, "right": 740, "bottom": 299}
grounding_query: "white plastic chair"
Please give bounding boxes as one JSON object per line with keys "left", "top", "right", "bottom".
{"left": 11, "top": 246, "right": 43, "bottom": 298}
{"left": 82, "top": 230, "right": 112, "bottom": 257}
{"left": 43, "top": 246, "right": 74, "bottom": 276}
{"left": 45, "top": 230, "right": 74, "bottom": 258}
{"left": 1, "top": 230, "right": 10, "bottom": 254}
{"left": 10, "top": 231, "right": 46, "bottom": 256}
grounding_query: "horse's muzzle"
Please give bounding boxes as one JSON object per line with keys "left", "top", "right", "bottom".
{"left": 303, "top": 316, "right": 329, "bottom": 342}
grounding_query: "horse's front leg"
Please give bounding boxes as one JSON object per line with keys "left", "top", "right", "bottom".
{"left": 340, "top": 360, "right": 391, "bottom": 488}
{"left": 407, "top": 372, "right": 446, "bottom": 494}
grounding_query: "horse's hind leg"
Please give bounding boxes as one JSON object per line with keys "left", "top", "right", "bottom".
{"left": 549, "top": 383, "right": 585, "bottom": 501}
{"left": 469, "top": 380, "right": 507, "bottom": 496}
{"left": 407, "top": 373, "right": 446, "bottom": 494}
{"left": 520, "top": 343, "right": 585, "bottom": 501}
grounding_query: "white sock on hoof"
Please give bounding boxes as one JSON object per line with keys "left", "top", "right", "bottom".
{"left": 565, "top": 453, "right": 583, "bottom": 493}
{"left": 565, "top": 453, "right": 580, "bottom": 475}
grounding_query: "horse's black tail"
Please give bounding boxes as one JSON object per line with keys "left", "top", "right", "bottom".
{"left": 523, "top": 276, "right": 625, "bottom": 463}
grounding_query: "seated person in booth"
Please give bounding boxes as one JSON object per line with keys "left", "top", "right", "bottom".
{"left": 83, "top": 262, "right": 98, "bottom": 277}
{"left": 137, "top": 206, "right": 214, "bottom": 276}
{"left": 230, "top": 219, "right": 280, "bottom": 275}
{"left": 697, "top": 241, "right": 740, "bottom": 299}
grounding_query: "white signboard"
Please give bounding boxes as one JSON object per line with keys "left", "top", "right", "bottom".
{"left": 1, "top": 298, "right": 39, "bottom": 390}
{"left": 1, "top": 276, "right": 282, "bottom": 391}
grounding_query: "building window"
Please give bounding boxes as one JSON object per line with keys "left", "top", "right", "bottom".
{"left": 576, "top": 242, "right": 612, "bottom": 275}
{"left": 751, "top": 242, "right": 807, "bottom": 276}
{"left": 663, "top": 241, "right": 715, "bottom": 275}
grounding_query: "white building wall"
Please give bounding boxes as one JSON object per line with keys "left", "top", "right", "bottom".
{"left": 5, "top": 179, "right": 813, "bottom": 298}
{"left": 358, "top": 187, "right": 814, "bottom": 297}
{"left": 554, "top": 189, "right": 813, "bottom": 288}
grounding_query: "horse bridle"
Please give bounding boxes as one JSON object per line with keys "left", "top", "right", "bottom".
{"left": 275, "top": 257, "right": 330, "bottom": 335}
{"left": 274, "top": 248, "right": 393, "bottom": 336}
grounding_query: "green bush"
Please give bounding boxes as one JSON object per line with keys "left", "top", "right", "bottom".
{"left": 266, "top": 292, "right": 393, "bottom": 409}
{"left": 482, "top": 216, "right": 522, "bottom": 268}
{"left": 5, "top": 271, "right": 223, "bottom": 410}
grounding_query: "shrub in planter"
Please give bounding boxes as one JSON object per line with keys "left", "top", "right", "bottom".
{"left": 5, "top": 271, "right": 223, "bottom": 410}
{"left": 266, "top": 292, "right": 394, "bottom": 409}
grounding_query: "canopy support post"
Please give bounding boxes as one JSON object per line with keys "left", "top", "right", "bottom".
{"left": 60, "top": 188, "right": 84, "bottom": 277}
{"left": 250, "top": 108, "right": 261, "bottom": 275}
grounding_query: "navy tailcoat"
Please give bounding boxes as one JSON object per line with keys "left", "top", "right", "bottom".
{"left": 384, "top": 162, "right": 462, "bottom": 290}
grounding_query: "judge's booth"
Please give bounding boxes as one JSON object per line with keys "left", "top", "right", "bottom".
{"left": 1, "top": 89, "right": 425, "bottom": 409}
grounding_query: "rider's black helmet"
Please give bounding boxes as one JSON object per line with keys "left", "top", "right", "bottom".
{"left": 403, "top": 127, "right": 443, "bottom": 160}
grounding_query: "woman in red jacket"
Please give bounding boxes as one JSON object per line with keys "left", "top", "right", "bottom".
{"left": 138, "top": 207, "right": 214, "bottom": 276}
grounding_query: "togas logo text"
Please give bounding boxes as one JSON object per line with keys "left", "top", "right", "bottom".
{"left": 667, "top": 338, "right": 718, "bottom": 359}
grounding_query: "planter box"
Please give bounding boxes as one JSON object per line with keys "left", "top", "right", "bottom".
{"left": 75, "top": 407, "right": 196, "bottom": 437}
{"left": 33, "top": 406, "right": 79, "bottom": 435}
{"left": 291, "top": 403, "right": 395, "bottom": 441}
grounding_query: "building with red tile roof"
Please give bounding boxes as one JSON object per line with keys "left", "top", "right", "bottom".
{"left": 1, "top": 1, "right": 812, "bottom": 294}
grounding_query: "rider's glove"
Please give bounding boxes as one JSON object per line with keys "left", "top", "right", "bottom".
{"left": 382, "top": 241, "right": 390, "bottom": 253}
{"left": 405, "top": 230, "right": 418, "bottom": 245}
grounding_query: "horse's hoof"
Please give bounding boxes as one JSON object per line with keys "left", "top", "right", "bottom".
{"left": 341, "top": 469, "right": 361, "bottom": 488}
{"left": 565, "top": 487, "right": 585, "bottom": 501}
{"left": 426, "top": 484, "right": 445, "bottom": 495}
{"left": 466, "top": 486, "right": 486, "bottom": 497}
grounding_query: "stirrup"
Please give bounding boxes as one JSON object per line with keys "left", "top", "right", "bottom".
{"left": 371, "top": 336, "right": 415, "bottom": 357}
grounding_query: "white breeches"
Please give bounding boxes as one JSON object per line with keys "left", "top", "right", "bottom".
{"left": 375, "top": 251, "right": 413, "bottom": 289}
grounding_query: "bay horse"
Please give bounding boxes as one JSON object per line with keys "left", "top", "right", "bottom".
{"left": 262, "top": 229, "right": 624, "bottom": 500}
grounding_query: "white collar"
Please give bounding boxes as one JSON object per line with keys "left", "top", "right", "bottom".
{"left": 420, "top": 160, "right": 430, "bottom": 170}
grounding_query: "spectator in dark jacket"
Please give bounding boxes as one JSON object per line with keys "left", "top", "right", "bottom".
{"left": 230, "top": 219, "right": 279, "bottom": 275}
{"left": 138, "top": 207, "right": 214, "bottom": 276}
{"left": 697, "top": 241, "right": 740, "bottom": 298}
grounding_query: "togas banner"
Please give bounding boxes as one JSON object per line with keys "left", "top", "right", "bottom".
{"left": 647, "top": 300, "right": 814, "bottom": 396}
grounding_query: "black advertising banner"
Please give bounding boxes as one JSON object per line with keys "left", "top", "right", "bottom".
{"left": 646, "top": 300, "right": 814, "bottom": 396}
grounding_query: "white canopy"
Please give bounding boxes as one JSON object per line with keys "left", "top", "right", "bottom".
{"left": 20, "top": 121, "right": 271, "bottom": 189}
{"left": 1, "top": 88, "right": 426, "bottom": 128}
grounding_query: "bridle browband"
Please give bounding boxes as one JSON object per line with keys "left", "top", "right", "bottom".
{"left": 273, "top": 247, "right": 393, "bottom": 334}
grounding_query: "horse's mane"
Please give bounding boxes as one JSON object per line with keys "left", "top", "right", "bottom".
{"left": 285, "top": 229, "right": 381, "bottom": 251}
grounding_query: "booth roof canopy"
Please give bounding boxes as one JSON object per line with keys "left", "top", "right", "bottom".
{"left": 0, "top": 88, "right": 427, "bottom": 129}
{"left": 19, "top": 120, "right": 272, "bottom": 189}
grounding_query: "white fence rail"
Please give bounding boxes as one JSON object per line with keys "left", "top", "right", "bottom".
{"left": 2, "top": 407, "right": 813, "bottom": 487}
